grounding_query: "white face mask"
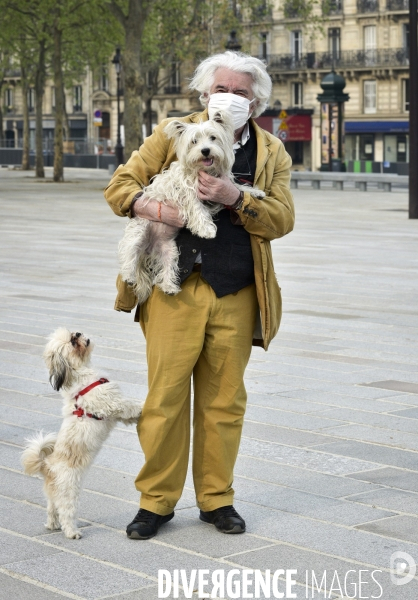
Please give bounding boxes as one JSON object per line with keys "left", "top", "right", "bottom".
{"left": 208, "top": 93, "right": 256, "bottom": 131}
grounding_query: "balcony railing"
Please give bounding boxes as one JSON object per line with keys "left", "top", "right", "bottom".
{"left": 252, "top": 4, "right": 273, "bottom": 18}
{"left": 322, "top": 0, "right": 343, "bottom": 14}
{"left": 283, "top": 0, "right": 299, "bottom": 17}
{"left": 386, "top": 0, "right": 408, "bottom": 9}
{"left": 4, "top": 69, "right": 21, "bottom": 78}
{"left": 164, "top": 85, "right": 182, "bottom": 94}
{"left": 265, "top": 47, "right": 409, "bottom": 71}
{"left": 285, "top": 0, "right": 343, "bottom": 17}
{"left": 357, "top": 0, "right": 379, "bottom": 11}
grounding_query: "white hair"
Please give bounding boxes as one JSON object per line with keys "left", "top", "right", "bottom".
{"left": 189, "top": 51, "right": 271, "bottom": 118}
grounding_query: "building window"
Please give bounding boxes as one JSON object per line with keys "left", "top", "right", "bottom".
{"left": 73, "top": 85, "right": 82, "bottom": 112}
{"left": 403, "top": 78, "right": 409, "bottom": 112}
{"left": 345, "top": 134, "right": 375, "bottom": 161}
{"left": 100, "top": 65, "right": 109, "bottom": 91}
{"left": 360, "top": 134, "right": 374, "bottom": 161}
{"left": 165, "top": 62, "right": 181, "bottom": 94}
{"left": 328, "top": 28, "right": 341, "bottom": 61}
{"left": 292, "top": 82, "right": 303, "bottom": 107}
{"left": 259, "top": 32, "right": 269, "bottom": 60}
{"left": 403, "top": 23, "right": 409, "bottom": 50}
{"left": 170, "top": 62, "right": 180, "bottom": 90}
{"left": 364, "top": 25, "right": 377, "bottom": 65}
{"left": 364, "top": 79, "right": 377, "bottom": 114}
{"left": 5, "top": 88, "right": 13, "bottom": 112}
{"left": 51, "top": 87, "right": 56, "bottom": 111}
{"left": 291, "top": 31, "right": 302, "bottom": 59}
{"left": 286, "top": 141, "right": 304, "bottom": 165}
{"left": 28, "top": 87, "right": 35, "bottom": 112}
{"left": 384, "top": 134, "right": 409, "bottom": 163}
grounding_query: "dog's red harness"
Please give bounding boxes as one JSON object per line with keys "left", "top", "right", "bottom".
{"left": 73, "top": 378, "right": 109, "bottom": 420}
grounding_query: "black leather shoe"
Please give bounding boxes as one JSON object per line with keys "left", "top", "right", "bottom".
{"left": 126, "top": 508, "right": 174, "bottom": 539}
{"left": 199, "top": 505, "right": 245, "bottom": 533}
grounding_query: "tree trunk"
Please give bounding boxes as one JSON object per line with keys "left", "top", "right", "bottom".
{"left": 34, "top": 40, "right": 46, "bottom": 178}
{"left": 108, "top": 0, "right": 151, "bottom": 157}
{"left": 122, "top": 26, "right": 144, "bottom": 157}
{"left": 0, "top": 106, "right": 3, "bottom": 148}
{"left": 21, "top": 67, "right": 30, "bottom": 170}
{"left": 0, "top": 65, "right": 6, "bottom": 147}
{"left": 53, "top": 20, "right": 64, "bottom": 182}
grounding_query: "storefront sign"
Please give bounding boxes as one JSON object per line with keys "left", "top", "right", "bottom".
{"left": 255, "top": 115, "right": 312, "bottom": 141}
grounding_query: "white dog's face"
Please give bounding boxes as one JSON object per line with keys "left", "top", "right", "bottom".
{"left": 164, "top": 111, "right": 235, "bottom": 176}
{"left": 43, "top": 328, "right": 93, "bottom": 391}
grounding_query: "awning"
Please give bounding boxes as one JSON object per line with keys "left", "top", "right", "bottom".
{"left": 345, "top": 121, "right": 409, "bottom": 134}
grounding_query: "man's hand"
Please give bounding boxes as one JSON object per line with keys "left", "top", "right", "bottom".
{"left": 132, "top": 197, "right": 185, "bottom": 228}
{"left": 197, "top": 172, "right": 240, "bottom": 206}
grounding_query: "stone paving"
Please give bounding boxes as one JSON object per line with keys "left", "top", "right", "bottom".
{"left": 0, "top": 167, "right": 418, "bottom": 600}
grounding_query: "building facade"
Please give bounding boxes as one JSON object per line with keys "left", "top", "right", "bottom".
{"left": 1, "top": 60, "right": 199, "bottom": 156}
{"left": 247, "top": 0, "right": 410, "bottom": 170}
{"left": 1, "top": 1, "right": 410, "bottom": 171}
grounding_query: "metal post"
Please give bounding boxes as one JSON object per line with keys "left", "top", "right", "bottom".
{"left": 115, "top": 71, "right": 124, "bottom": 166}
{"left": 409, "top": 0, "right": 418, "bottom": 217}
{"left": 112, "top": 47, "right": 124, "bottom": 167}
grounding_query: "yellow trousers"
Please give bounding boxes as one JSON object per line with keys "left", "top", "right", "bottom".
{"left": 136, "top": 272, "right": 258, "bottom": 515}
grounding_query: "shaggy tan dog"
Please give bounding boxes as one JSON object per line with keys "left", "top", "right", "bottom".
{"left": 21, "top": 328, "right": 142, "bottom": 539}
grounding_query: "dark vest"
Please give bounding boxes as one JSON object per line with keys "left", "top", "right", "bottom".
{"left": 175, "top": 124, "right": 258, "bottom": 298}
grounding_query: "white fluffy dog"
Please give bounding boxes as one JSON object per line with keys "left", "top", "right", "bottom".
{"left": 118, "top": 111, "right": 265, "bottom": 303}
{"left": 21, "top": 328, "right": 143, "bottom": 539}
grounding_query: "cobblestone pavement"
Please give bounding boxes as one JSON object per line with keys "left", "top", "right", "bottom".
{"left": 1, "top": 167, "right": 418, "bottom": 600}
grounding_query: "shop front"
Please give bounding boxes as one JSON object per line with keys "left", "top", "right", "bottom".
{"left": 345, "top": 121, "right": 409, "bottom": 170}
{"left": 254, "top": 109, "right": 313, "bottom": 169}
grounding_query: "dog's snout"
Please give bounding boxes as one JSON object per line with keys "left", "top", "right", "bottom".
{"left": 75, "top": 332, "right": 81, "bottom": 338}
{"left": 201, "top": 148, "right": 210, "bottom": 157}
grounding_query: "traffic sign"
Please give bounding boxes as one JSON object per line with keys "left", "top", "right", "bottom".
{"left": 278, "top": 130, "right": 289, "bottom": 142}
{"left": 279, "top": 110, "right": 288, "bottom": 119}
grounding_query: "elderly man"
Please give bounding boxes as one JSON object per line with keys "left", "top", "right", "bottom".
{"left": 104, "top": 51, "right": 295, "bottom": 540}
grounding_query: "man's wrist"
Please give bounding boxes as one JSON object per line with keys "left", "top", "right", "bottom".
{"left": 129, "top": 191, "right": 143, "bottom": 217}
{"left": 230, "top": 190, "right": 244, "bottom": 211}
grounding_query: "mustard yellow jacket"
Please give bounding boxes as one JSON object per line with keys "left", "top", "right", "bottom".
{"left": 104, "top": 110, "right": 295, "bottom": 350}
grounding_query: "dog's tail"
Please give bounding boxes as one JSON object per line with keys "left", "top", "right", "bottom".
{"left": 21, "top": 431, "right": 57, "bottom": 476}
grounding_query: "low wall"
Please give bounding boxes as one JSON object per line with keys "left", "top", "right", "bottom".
{"left": 0, "top": 149, "right": 116, "bottom": 170}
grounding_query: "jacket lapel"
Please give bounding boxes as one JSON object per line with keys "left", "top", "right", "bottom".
{"left": 251, "top": 119, "right": 271, "bottom": 187}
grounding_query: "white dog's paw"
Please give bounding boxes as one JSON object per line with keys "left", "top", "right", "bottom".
{"left": 252, "top": 190, "right": 265, "bottom": 199}
{"left": 65, "top": 529, "right": 82, "bottom": 539}
{"left": 121, "top": 416, "right": 140, "bottom": 426}
{"left": 197, "top": 223, "right": 217, "bottom": 239}
{"left": 158, "top": 281, "right": 181, "bottom": 296}
{"left": 45, "top": 522, "right": 60, "bottom": 531}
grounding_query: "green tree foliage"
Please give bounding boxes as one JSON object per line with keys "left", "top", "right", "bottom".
{"left": 1, "top": 0, "right": 121, "bottom": 180}
{"left": 105, "top": 0, "right": 270, "bottom": 154}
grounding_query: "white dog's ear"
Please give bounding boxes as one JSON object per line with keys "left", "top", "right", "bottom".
{"left": 44, "top": 352, "right": 72, "bottom": 391}
{"left": 211, "top": 111, "right": 234, "bottom": 135}
{"left": 164, "top": 120, "right": 187, "bottom": 140}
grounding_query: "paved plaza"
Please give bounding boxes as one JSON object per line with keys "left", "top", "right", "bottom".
{"left": 1, "top": 167, "right": 418, "bottom": 599}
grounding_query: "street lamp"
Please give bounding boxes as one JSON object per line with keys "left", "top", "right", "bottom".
{"left": 317, "top": 71, "right": 349, "bottom": 171}
{"left": 112, "top": 47, "right": 124, "bottom": 166}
